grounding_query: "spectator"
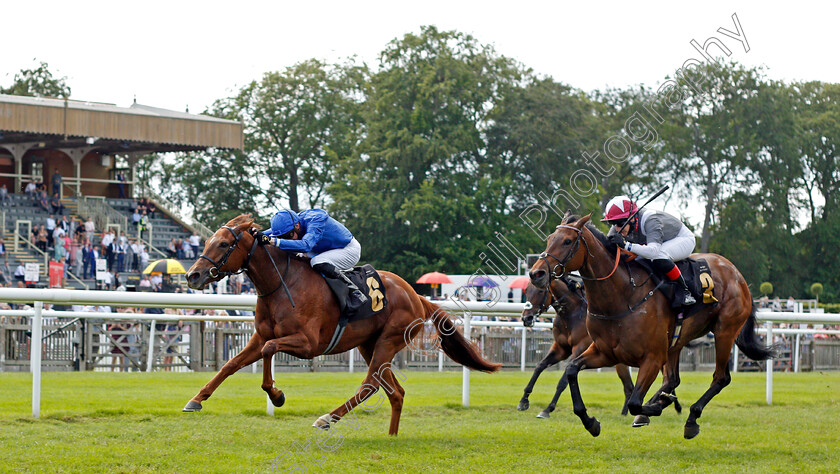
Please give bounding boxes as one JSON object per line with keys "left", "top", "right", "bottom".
{"left": 138, "top": 274, "right": 152, "bottom": 289}
{"left": 50, "top": 193, "right": 64, "bottom": 215}
{"left": 139, "top": 246, "right": 149, "bottom": 271}
{"left": 0, "top": 183, "right": 8, "bottom": 206}
{"left": 14, "top": 262, "right": 25, "bottom": 282}
{"left": 132, "top": 207, "right": 141, "bottom": 229}
{"left": 180, "top": 238, "right": 191, "bottom": 259}
{"left": 74, "top": 217, "right": 86, "bottom": 241}
{"left": 84, "top": 217, "right": 96, "bottom": 243}
{"left": 116, "top": 238, "right": 127, "bottom": 272}
{"left": 38, "top": 190, "right": 50, "bottom": 213}
{"left": 0, "top": 236, "right": 7, "bottom": 267}
{"left": 46, "top": 214, "right": 57, "bottom": 249}
{"left": 58, "top": 215, "right": 70, "bottom": 234}
{"left": 138, "top": 210, "right": 149, "bottom": 240}
{"left": 189, "top": 232, "right": 201, "bottom": 259}
{"left": 101, "top": 229, "right": 115, "bottom": 271}
{"left": 51, "top": 168, "right": 62, "bottom": 196}
{"left": 74, "top": 241, "right": 84, "bottom": 276}
{"left": 147, "top": 200, "right": 156, "bottom": 218}
{"left": 786, "top": 296, "right": 796, "bottom": 312}
{"left": 116, "top": 170, "right": 127, "bottom": 198}
{"left": 130, "top": 240, "right": 142, "bottom": 271}
{"left": 35, "top": 225, "right": 48, "bottom": 253}
{"left": 82, "top": 242, "right": 95, "bottom": 279}
{"left": 167, "top": 238, "right": 177, "bottom": 258}
{"left": 54, "top": 229, "right": 66, "bottom": 261}
{"left": 772, "top": 296, "right": 782, "bottom": 312}
{"left": 24, "top": 180, "right": 37, "bottom": 199}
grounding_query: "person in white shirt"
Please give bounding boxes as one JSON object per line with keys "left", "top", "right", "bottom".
{"left": 189, "top": 233, "right": 201, "bottom": 259}
{"left": 46, "top": 215, "right": 57, "bottom": 249}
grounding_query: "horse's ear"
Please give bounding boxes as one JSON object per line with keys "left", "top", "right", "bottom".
{"left": 562, "top": 209, "right": 572, "bottom": 224}
{"left": 574, "top": 213, "right": 592, "bottom": 228}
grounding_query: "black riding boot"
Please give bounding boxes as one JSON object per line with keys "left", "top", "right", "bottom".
{"left": 313, "top": 262, "right": 368, "bottom": 312}
{"left": 652, "top": 259, "right": 696, "bottom": 306}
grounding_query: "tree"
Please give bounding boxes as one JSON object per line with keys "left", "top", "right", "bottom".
{"left": 1, "top": 61, "right": 70, "bottom": 98}
{"left": 329, "top": 26, "right": 523, "bottom": 278}
{"left": 810, "top": 282, "right": 823, "bottom": 305}
{"left": 709, "top": 192, "right": 770, "bottom": 290}
{"left": 159, "top": 59, "right": 366, "bottom": 227}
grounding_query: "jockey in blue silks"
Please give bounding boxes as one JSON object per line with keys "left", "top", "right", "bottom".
{"left": 258, "top": 209, "right": 368, "bottom": 310}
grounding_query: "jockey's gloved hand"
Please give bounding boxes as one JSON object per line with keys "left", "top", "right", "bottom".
{"left": 256, "top": 233, "right": 272, "bottom": 245}
{"left": 608, "top": 233, "right": 626, "bottom": 249}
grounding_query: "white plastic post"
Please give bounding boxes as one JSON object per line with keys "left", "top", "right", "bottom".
{"left": 146, "top": 321, "right": 156, "bottom": 372}
{"left": 793, "top": 333, "right": 801, "bottom": 373}
{"left": 349, "top": 348, "right": 355, "bottom": 373}
{"left": 520, "top": 328, "right": 527, "bottom": 372}
{"left": 462, "top": 312, "right": 471, "bottom": 407}
{"left": 438, "top": 349, "right": 443, "bottom": 372}
{"left": 732, "top": 345, "right": 739, "bottom": 374}
{"left": 31, "top": 301, "right": 43, "bottom": 419}
{"left": 766, "top": 324, "right": 773, "bottom": 405}
{"left": 267, "top": 354, "right": 275, "bottom": 415}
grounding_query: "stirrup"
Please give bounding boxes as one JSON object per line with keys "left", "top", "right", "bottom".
{"left": 683, "top": 293, "right": 696, "bottom": 305}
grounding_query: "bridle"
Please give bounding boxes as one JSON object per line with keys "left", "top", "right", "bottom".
{"left": 198, "top": 225, "right": 295, "bottom": 305}
{"left": 537, "top": 223, "right": 621, "bottom": 283}
{"left": 199, "top": 226, "right": 255, "bottom": 279}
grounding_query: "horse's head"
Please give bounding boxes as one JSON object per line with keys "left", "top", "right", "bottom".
{"left": 521, "top": 276, "right": 581, "bottom": 327}
{"left": 528, "top": 212, "right": 591, "bottom": 289}
{"left": 187, "top": 215, "right": 260, "bottom": 290}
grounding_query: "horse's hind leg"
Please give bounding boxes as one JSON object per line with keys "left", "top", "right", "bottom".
{"left": 625, "top": 356, "right": 668, "bottom": 418}
{"left": 635, "top": 350, "right": 683, "bottom": 426}
{"left": 615, "top": 364, "right": 634, "bottom": 416}
{"left": 520, "top": 343, "right": 564, "bottom": 411}
{"left": 183, "top": 332, "right": 264, "bottom": 412}
{"left": 684, "top": 331, "right": 736, "bottom": 439}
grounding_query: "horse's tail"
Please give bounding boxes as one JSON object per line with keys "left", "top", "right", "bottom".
{"left": 420, "top": 297, "right": 501, "bottom": 373}
{"left": 735, "top": 302, "right": 778, "bottom": 361}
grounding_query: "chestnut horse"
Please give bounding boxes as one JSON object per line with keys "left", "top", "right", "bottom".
{"left": 529, "top": 213, "right": 774, "bottom": 439}
{"left": 183, "top": 215, "right": 499, "bottom": 435}
{"left": 518, "top": 277, "right": 680, "bottom": 419}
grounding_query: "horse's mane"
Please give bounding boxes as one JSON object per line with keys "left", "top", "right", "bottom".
{"left": 225, "top": 214, "right": 262, "bottom": 231}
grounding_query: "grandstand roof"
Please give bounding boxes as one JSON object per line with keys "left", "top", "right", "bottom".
{"left": 0, "top": 94, "right": 244, "bottom": 154}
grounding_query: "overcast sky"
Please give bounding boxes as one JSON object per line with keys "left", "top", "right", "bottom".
{"left": 3, "top": 1, "right": 832, "bottom": 226}
{"left": 4, "top": 1, "right": 834, "bottom": 113}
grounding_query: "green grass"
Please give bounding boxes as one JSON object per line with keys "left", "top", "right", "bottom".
{"left": 1, "top": 370, "right": 839, "bottom": 472}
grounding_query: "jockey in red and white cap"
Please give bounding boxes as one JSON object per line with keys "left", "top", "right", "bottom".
{"left": 603, "top": 196, "right": 697, "bottom": 306}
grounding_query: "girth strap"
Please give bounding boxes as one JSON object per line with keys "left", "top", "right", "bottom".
{"left": 322, "top": 319, "right": 348, "bottom": 355}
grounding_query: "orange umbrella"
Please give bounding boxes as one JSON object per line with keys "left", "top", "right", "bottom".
{"left": 417, "top": 272, "right": 453, "bottom": 284}
{"left": 508, "top": 276, "right": 531, "bottom": 290}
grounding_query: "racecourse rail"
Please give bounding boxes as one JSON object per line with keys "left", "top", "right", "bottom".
{"left": 1, "top": 288, "right": 837, "bottom": 419}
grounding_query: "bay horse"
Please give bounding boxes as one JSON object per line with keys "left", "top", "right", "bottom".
{"left": 183, "top": 215, "right": 500, "bottom": 435}
{"left": 529, "top": 213, "right": 774, "bottom": 439}
{"left": 518, "top": 277, "right": 680, "bottom": 419}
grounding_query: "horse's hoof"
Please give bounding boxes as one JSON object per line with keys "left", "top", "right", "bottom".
{"left": 674, "top": 400, "right": 683, "bottom": 414}
{"left": 517, "top": 400, "right": 530, "bottom": 411}
{"left": 585, "top": 418, "right": 601, "bottom": 437}
{"left": 182, "top": 400, "right": 203, "bottom": 412}
{"left": 271, "top": 392, "right": 286, "bottom": 408}
{"left": 312, "top": 414, "right": 332, "bottom": 430}
{"left": 632, "top": 415, "right": 650, "bottom": 427}
{"left": 684, "top": 422, "right": 700, "bottom": 439}
{"left": 536, "top": 410, "right": 550, "bottom": 419}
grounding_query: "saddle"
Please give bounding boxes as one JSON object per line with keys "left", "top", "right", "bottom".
{"left": 320, "top": 264, "right": 388, "bottom": 354}
{"left": 636, "top": 257, "right": 718, "bottom": 318}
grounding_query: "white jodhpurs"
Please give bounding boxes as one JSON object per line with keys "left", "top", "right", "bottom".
{"left": 310, "top": 238, "right": 361, "bottom": 271}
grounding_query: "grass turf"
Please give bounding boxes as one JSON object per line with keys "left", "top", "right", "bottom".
{"left": 1, "top": 370, "right": 838, "bottom": 472}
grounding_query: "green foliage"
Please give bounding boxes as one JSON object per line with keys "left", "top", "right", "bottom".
{"left": 818, "top": 302, "right": 840, "bottom": 312}
{"left": 329, "top": 26, "right": 523, "bottom": 278}
{"left": 811, "top": 283, "right": 824, "bottom": 296}
{"left": 0, "top": 60, "right": 70, "bottom": 98}
{"left": 760, "top": 282, "right": 774, "bottom": 296}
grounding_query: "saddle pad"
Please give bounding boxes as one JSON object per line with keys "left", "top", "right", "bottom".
{"left": 323, "top": 264, "right": 388, "bottom": 324}
{"left": 673, "top": 258, "right": 719, "bottom": 316}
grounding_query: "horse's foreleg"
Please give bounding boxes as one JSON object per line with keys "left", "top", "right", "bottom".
{"left": 183, "top": 332, "right": 264, "bottom": 412}
{"left": 684, "top": 332, "right": 735, "bottom": 439}
{"left": 519, "top": 343, "right": 564, "bottom": 411}
{"left": 615, "top": 364, "right": 635, "bottom": 416}
{"left": 566, "top": 344, "right": 613, "bottom": 437}
{"left": 625, "top": 356, "right": 667, "bottom": 418}
{"left": 260, "top": 334, "right": 314, "bottom": 408}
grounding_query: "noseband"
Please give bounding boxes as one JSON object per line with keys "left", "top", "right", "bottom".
{"left": 199, "top": 226, "right": 256, "bottom": 278}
